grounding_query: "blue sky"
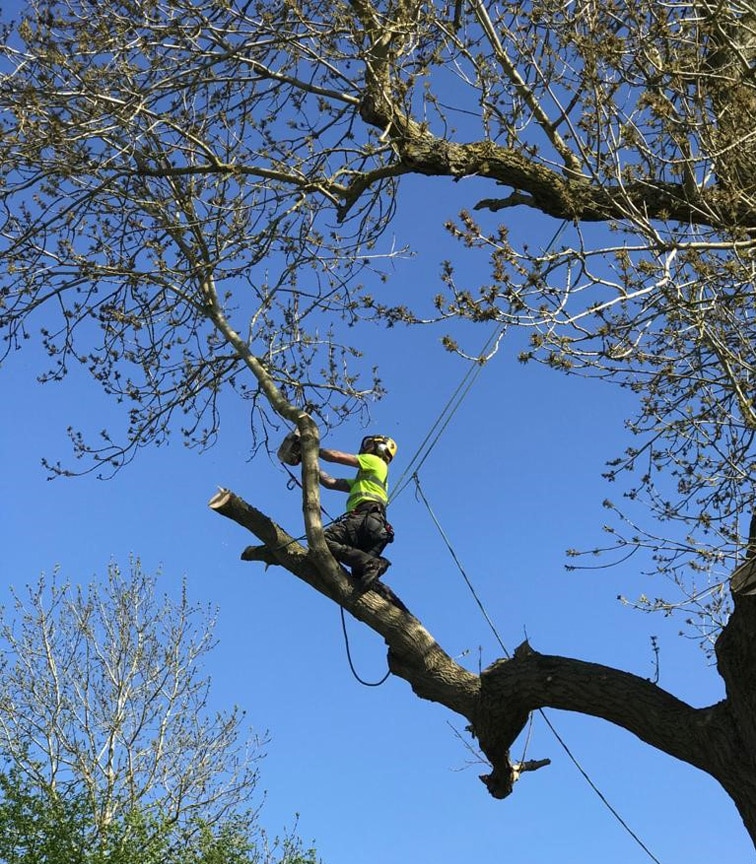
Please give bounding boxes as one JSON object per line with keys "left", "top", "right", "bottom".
{"left": 3, "top": 168, "right": 752, "bottom": 864}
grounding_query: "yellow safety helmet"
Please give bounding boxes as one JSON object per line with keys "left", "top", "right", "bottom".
{"left": 360, "top": 435, "right": 398, "bottom": 463}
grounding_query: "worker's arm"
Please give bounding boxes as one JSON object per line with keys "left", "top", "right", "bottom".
{"left": 319, "top": 448, "right": 359, "bottom": 468}
{"left": 318, "top": 448, "right": 357, "bottom": 493}
{"left": 318, "top": 469, "right": 351, "bottom": 493}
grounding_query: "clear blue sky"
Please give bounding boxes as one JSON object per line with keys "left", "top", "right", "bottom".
{"left": 0, "top": 11, "right": 751, "bottom": 860}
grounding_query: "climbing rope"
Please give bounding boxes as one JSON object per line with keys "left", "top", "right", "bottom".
{"left": 390, "top": 325, "right": 502, "bottom": 504}
{"left": 412, "top": 472, "right": 663, "bottom": 864}
{"left": 339, "top": 606, "right": 391, "bottom": 687}
{"left": 413, "top": 473, "right": 510, "bottom": 657}
{"left": 390, "top": 218, "right": 570, "bottom": 505}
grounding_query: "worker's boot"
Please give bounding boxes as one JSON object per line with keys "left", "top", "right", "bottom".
{"left": 357, "top": 556, "right": 391, "bottom": 589}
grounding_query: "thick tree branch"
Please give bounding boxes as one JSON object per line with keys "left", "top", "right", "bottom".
{"left": 208, "top": 488, "right": 480, "bottom": 719}
{"left": 478, "top": 642, "right": 724, "bottom": 784}
{"left": 388, "top": 134, "right": 749, "bottom": 228}
{"left": 349, "top": 22, "right": 755, "bottom": 231}
{"left": 716, "top": 597, "right": 756, "bottom": 746}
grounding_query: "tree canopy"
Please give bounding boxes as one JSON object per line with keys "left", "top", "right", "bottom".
{"left": 3, "top": 0, "right": 755, "bottom": 561}
{"left": 3, "top": 0, "right": 756, "bottom": 850}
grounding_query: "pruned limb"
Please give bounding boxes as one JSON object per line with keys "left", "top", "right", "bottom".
{"left": 513, "top": 758, "right": 551, "bottom": 777}
{"left": 479, "top": 757, "right": 552, "bottom": 799}
{"left": 474, "top": 193, "right": 536, "bottom": 212}
{"left": 209, "top": 487, "right": 480, "bottom": 719}
{"left": 209, "top": 487, "right": 325, "bottom": 586}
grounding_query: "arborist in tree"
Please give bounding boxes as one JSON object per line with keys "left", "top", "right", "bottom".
{"left": 253, "top": 431, "right": 397, "bottom": 588}
{"left": 317, "top": 435, "right": 397, "bottom": 588}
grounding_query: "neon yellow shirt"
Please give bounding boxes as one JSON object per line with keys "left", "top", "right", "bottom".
{"left": 346, "top": 453, "right": 389, "bottom": 511}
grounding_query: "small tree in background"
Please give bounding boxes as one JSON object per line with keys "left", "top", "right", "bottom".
{"left": 0, "top": 767, "right": 319, "bottom": 864}
{"left": 0, "top": 561, "right": 318, "bottom": 864}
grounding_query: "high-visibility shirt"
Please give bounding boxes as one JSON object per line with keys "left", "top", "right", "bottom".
{"left": 346, "top": 453, "right": 389, "bottom": 511}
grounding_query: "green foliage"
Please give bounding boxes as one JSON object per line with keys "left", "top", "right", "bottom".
{"left": 0, "top": 768, "right": 319, "bottom": 864}
{"left": 0, "top": 769, "right": 88, "bottom": 864}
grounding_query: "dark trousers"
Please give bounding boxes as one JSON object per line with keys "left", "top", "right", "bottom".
{"left": 323, "top": 504, "right": 393, "bottom": 575}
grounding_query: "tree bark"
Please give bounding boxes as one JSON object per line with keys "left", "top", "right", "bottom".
{"left": 210, "top": 488, "right": 756, "bottom": 846}
{"left": 356, "top": 116, "right": 754, "bottom": 229}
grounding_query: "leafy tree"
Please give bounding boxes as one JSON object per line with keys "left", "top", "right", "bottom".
{"left": 0, "top": 561, "right": 319, "bottom": 864}
{"left": 0, "top": 561, "right": 256, "bottom": 834}
{"left": 0, "top": 766, "right": 319, "bottom": 864}
{"left": 3, "top": 0, "right": 756, "bottom": 847}
{"left": 0, "top": 769, "right": 88, "bottom": 864}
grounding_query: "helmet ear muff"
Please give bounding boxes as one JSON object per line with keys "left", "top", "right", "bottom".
{"left": 360, "top": 435, "right": 397, "bottom": 462}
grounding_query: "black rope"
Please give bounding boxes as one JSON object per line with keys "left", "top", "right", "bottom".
{"left": 413, "top": 473, "right": 510, "bottom": 656}
{"left": 412, "top": 472, "right": 663, "bottom": 864}
{"left": 390, "top": 219, "right": 570, "bottom": 505}
{"left": 339, "top": 606, "right": 391, "bottom": 687}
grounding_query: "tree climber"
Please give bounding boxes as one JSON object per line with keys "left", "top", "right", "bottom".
{"left": 244, "top": 433, "right": 397, "bottom": 589}
{"left": 317, "top": 435, "right": 397, "bottom": 588}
